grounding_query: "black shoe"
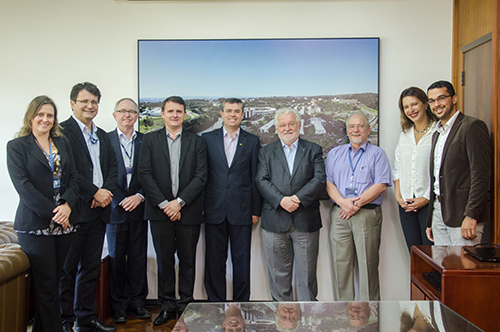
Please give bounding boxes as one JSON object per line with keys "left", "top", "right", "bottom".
{"left": 63, "top": 323, "right": 74, "bottom": 332}
{"left": 153, "top": 310, "right": 177, "bottom": 326}
{"left": 129, "top": 306, "right": 152, "bottom": 319}
{"left": 112, "top": 310, "right": 128, "bottom": 324}
{"left": 75, "top": 317, "right": 116, "bottom": 332}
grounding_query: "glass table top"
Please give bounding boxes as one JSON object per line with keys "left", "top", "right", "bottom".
{"left": 174, "top": 301, "right": 483, "bottom": 331}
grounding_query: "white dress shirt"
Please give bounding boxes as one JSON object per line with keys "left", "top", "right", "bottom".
{"left": 72, "top": 115, "right": 103, "bottom": 188}
{"left": 433, "top": 110, "right": 461, "bottom": 196}
{"left": 281, "top": 139, "right": 298, "bottom": 175}
{"left": 393, "top": 123, "right": 436, "bottom": 200}
{"left": 223, "top": 126, "right": 239, "bottom": 167}
{"left": 116, "top": 127, "right": 137, "bottom": 188}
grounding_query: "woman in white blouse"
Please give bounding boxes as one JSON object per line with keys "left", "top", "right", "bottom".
{"left": 394, "top": 87, "right": 437, "bottom": 252}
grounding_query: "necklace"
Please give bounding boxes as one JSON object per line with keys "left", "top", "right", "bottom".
{"left": 415, "top": 121, "right": 433, "bottom": 134}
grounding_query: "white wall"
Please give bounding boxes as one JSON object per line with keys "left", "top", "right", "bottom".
{"left": 0, "top": 0, "right": 453, "bottom": 301}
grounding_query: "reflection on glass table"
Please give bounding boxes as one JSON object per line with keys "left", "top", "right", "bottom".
{"left": 177, "top": 301, "right": 483, "bottom": 332}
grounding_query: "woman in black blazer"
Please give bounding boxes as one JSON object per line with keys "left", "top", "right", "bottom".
{"left": 7, "top": 96, "right": 79, "bottom": 332}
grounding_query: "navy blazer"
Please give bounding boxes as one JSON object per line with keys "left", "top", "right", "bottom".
{"left": 60, "top": 116, "right": 118, "bottom": 224}
{"left": 7, "top": 135, "right": 79, "bottom": 231}
{"left": 256, "top": 138, "right": 325, "bottom": 233}
{"left": 202, "top": 128, "right": 262, "bottom": 226}
{"left": 138, "top": 127, "right": 207, "bottom": 224}
{"left": 108, "top": 129, "right": 145, "bottom": 224}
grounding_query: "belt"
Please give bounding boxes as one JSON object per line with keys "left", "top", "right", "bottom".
{"left": 334, "top": 203, "right": 379, "bottom": 210}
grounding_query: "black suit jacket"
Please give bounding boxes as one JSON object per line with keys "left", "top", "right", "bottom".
{"left": 427, "top": 112, "right": 491, "bottom": 227}
{"left": 60, "top": 116, "right": 118, "bottom": 224}
{"left": 138, "top": 127, "right": 207, "bottom": 224}
{"left": 108, "top": 129, "right": 145, "bottom": 224}
{"left": 202, "top": 128, "right": 262, "bottom": 226}
{"left": 7, "top": 135, "right": 79, "bottom": 231}
{"left": 256, "top": 138, "right": 325, "bottom": 233}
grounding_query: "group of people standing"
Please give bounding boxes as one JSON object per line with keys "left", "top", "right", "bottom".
{"left": 394, "top": 80, "right": 490, "bottom": 250}
{"left": 6, "top": 79, "right": 490, "bottom": 332}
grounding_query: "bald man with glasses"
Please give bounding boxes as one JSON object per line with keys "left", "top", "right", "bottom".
{"left": 106, "top": 98, "right": 151, "bottom": 324}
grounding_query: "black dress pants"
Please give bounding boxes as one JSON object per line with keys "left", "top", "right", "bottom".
{"left": 59, "top": 217, "right": 106, "bottom": 326}
{"left": 150, "top": 219, "right": 200, "bottom": 312}
{"left": 18, "top": 232, "right": 75, "bottom": 332}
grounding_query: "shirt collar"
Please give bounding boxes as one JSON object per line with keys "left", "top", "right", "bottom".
{"left": 166, "top": 128, "right": 182, "bottom": 140}
{"left": 72, "top": 114, "right": 96, "bottom": 134}
{"left": 116, "top": 127, "right": 137, "bottom": 142}
{"left": 223, "top": 126, "right": 240, "bottom": 139}
{"left": 281, "top": 138, "right": 299, "bottom": 151}
{"left": 436, "top": 110, "right": 460, "bottom": 134}
{"left": 349, "top": 140, "right": 369, "bottom": 153}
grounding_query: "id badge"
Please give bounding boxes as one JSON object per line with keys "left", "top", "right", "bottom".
{"left": 345, "top": 187, "right": 358, "bottom": 197}
{"left": 125, "top": 166, "right": 133, "bottom": 175}
{"left": 53, "top": 179, "right": 61, "bottom": 189}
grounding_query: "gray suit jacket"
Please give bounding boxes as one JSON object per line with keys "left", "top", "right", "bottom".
{"left": 427, "top": 112, "right": 491, "bottom": 228}
{"left": 256, "top": 138, "right": 325, "bottom": 233}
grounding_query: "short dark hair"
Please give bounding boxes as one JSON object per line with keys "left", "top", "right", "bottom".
{"left": 427, "top": 80, "right": 455, "bottom": 97}
{"left": 398, "top": 87, "right": 437, "bottom": 132}
{"left": 223, "top": 98, "right": 243, "bottom": 108}
{"left": 70, "top": 82, "right": 101, "bottom": 102}
{"left": 161, "top": 96, "right": 185, "bottom": 112}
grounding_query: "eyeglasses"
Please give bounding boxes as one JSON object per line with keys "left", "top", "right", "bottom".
{"left": 348, "top": 124, "right": 366, "bottom": 130}
{"left": 428, "top": 95, "right": 451, "bottom": 105}
{"left": 278, "top": 121, "right": 298, "bottom": 129}
{"left": 115, "top": 109, "right": 138, "bottom": 115}
{"left": 223, "top": 109, "right": 242, "bottom": 114}
{"left": 76, "top": 99, "right": 99, "bottom": 107}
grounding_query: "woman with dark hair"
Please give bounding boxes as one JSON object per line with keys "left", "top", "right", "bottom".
{"left": 7, "top": 95, "right": 79, "bottom": 332}
{"left": 393, "top": 87, "right": 437, "bottom": 252}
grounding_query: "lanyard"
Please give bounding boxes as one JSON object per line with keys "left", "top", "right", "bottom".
{"left": 120, "top": 140, "right": 134, "bottom": 166}
{"left": 89, "top": 127, "right": 98, "bottom": 145}
{"left": 348, "top": 148, "right": 364, "bottom": 182}
{"left": 36, "top": 137, "right": 55, "bottom": 173}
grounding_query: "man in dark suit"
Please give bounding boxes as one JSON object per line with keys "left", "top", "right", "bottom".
{"left": 202, "top": 98, "right": 262, "bottom": 302}
{"left": 426, "top": 80, "right": 491, "bottom": 245}
{"left": 59, "top": 82, "right": 118, "bottom": 332}
{"left": 107, "top": 98, "right": 151, "bottom": 324}
{"left": 138, "top": 96, "right": 207, "bottom": 326}
{"left": 256, "top": 108, "right": 325, "bottom": 301}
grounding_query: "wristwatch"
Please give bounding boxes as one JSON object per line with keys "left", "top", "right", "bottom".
{"left": 177, "top": 197, "right": 186, "bottom": 207}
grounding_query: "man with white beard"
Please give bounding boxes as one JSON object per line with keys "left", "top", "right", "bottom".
{"left": 325, "top": 112, "right": 391, "bottom": 301}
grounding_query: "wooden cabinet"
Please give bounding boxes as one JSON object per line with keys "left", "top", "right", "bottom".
{"left": 95, "top": 255, "right": 111, "bottom": 321}
{"left": 411, "top": 245, "right": 500, "bottom": 332}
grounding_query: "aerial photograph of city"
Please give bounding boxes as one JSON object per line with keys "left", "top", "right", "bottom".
{"left": 138, "top": 38, "right": 379, "bottom": 157}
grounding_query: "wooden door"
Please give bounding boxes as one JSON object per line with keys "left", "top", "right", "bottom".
{"left": 462, "top": 34, "right": 492, "bottom": 131}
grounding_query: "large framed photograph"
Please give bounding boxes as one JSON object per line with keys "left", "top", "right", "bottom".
{"left": 138, "top": 38, "right": 379, "bottom": 157}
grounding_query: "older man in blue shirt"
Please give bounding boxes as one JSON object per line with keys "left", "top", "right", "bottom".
{"left": 325, "top": 112, "right": 391, "bottom": 301}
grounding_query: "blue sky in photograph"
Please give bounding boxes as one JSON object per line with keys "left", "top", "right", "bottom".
{"left": 138, "top": 38, "right": 379, "bottom": 100}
